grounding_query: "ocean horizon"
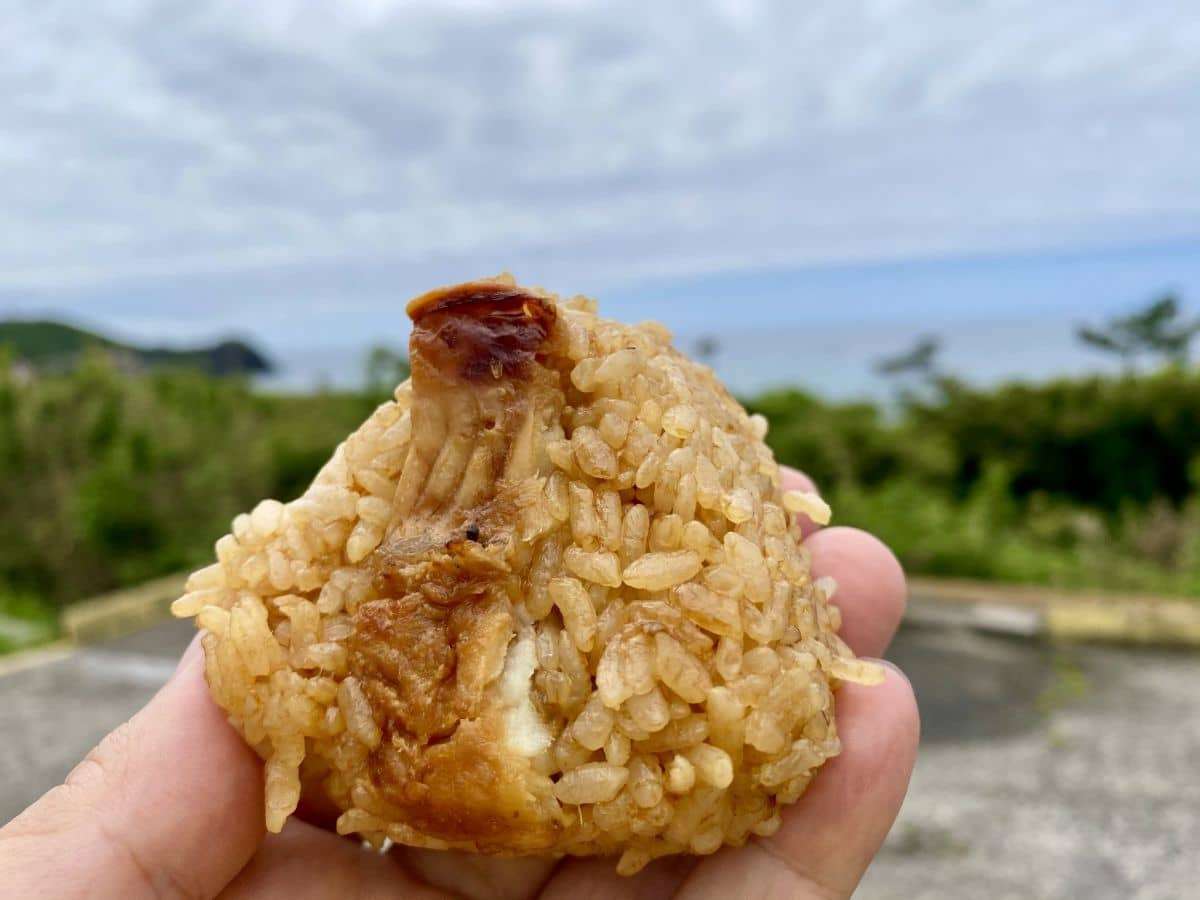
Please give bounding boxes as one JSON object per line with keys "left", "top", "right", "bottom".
{"left": 255, "top": 237, "right": 1200, "bottom": 400}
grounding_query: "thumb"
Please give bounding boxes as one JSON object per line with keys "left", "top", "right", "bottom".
{"left": 0, "top": 635, "right": 265, "bottom": 899}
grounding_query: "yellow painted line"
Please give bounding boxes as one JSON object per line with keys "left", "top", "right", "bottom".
{"left": 908, "top": 575, "right": 1192, "bottom": 610}
{"left": 0, "top": 640, "right": 75, "bottom": 678}
{"left": 60, "top": 573, "right": 188, "bottom": 645}
{"left": 1045, "top": 600, "right": 1200, "bottom": 647}
{"left": 910, "top": 576, "right": 1200, "bottom": 646}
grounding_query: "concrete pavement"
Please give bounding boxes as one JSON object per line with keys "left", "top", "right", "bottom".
{"left": 0, "top": 618, "right": 190, "bottom": 820}
{"left": 860, "top": 627, "right": 1200, "bottom": 899}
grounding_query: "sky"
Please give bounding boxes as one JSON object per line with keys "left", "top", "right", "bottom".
{"left": 1, "top": 0, "right": 1198, "bottom": 394}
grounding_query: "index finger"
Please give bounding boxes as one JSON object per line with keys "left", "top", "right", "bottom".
{"left": 808, "top": 526, "right": 908, "bottom": 659}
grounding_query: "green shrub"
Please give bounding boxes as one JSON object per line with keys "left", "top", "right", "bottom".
{"left": 0, "top": 356, "right": 368, "bottom": 608}
{"left": 3, "top": 352, "right": 1200, "bottom": 615}
{"left": 913, "top": 370, "right": 1200, "bottom": 510}
{"left": 0, "top": 589, "right": 58, "bottom": 652}
{"left": 751, "top": 370, "right": 1200, "bottom": 597}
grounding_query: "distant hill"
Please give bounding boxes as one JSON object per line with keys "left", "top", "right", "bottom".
{"left": 0, "top": 320, "right": 274, "bottom": 377}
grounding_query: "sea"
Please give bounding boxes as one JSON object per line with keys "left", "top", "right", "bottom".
{"left": 256, "top": 238, "right": 1200, "bottom": 401}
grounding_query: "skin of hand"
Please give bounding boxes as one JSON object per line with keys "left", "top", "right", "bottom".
{"left": 0, "top": 467, "right": 919, "bottom": 900}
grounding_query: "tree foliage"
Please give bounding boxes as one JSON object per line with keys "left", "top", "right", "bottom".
{"left": 749, "top": 364, "right": 1200, "bottom": 596}
{"left": 1077, "top": 293, "right": 1200, "bottom": 367}
{"left": 874, "top": 335, "right": 942, "bottom": 379}
{"left": 0, "top": 357, "right": 371, "bottom": 608}
{"left": 7, "top": 328, "right": 1200, "bottom": 618}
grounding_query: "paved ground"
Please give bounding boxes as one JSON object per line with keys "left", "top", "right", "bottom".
{"left": 2, "top": 618, "right": 1198, "bottom": 898}
{"left": 0, "top": 619, "right": 187, "bottom": 819}
{"left": 860, "top": 627, "right": 1200, "bottom": 899}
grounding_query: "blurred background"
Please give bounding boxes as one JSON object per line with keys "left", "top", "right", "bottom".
{"left": 1, "top": 2, "right": 1197, "bottom": 897}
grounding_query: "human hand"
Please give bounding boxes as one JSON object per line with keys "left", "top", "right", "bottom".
{"left": 0, "top": 467, "right": 918, "bottom": 900}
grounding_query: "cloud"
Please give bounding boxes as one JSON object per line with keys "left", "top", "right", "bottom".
{"left": 0, "top": 0, "right": 1196, "bottom": 335}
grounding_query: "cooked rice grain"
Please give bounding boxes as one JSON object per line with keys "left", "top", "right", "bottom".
{"left": 174, "top": 276, "right": 878, "bottom": 874}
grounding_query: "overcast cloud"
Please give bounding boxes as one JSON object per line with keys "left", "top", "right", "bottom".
{"left": 1, "top": 0, "right": 1197, "bottom": 343}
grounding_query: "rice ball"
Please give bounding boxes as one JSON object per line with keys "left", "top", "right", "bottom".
{"left": 172, "top": 277, "right": 882, "bottom": 875}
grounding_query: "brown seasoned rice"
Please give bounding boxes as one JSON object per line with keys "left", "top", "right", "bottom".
{"left": 172, "top": 275, "right": 882, "bottom": 875}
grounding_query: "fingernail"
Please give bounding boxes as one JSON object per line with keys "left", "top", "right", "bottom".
{"left": 864, "top": 657, "right": 912, "bottom": 686}
{"left": 170, "top": 632, "right": 205, "bottom": 682}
